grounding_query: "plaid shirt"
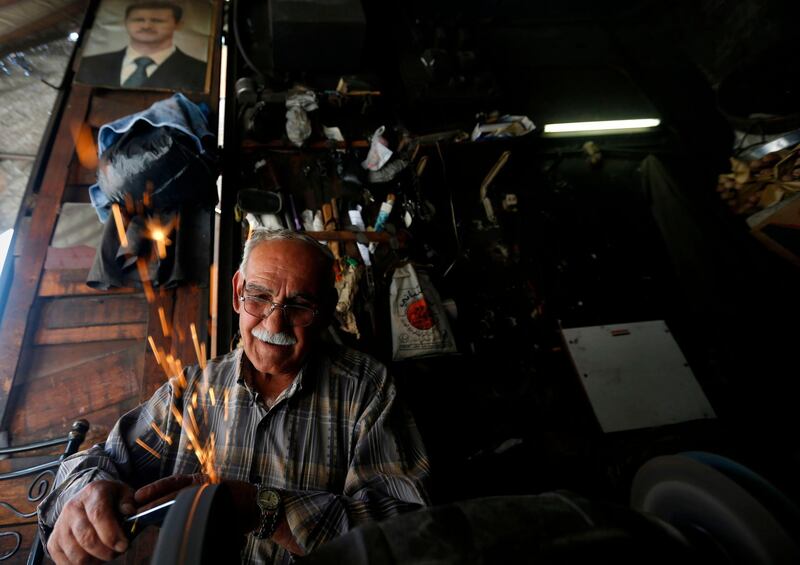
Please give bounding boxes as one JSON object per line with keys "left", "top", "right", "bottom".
{"left": 38, "top": 345, "right": 431, "bottom": 564}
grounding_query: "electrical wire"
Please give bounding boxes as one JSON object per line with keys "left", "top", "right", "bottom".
{"left": 436, "top": 141, "right": 461, "bottom": 278}
{"left": 232, "top": 0, "right": 266, "bottom": 82}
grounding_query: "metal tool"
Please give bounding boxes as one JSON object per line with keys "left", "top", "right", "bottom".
{"left": 480, "top": 151, "right": 511, "bottom": 224}
{"left": 124, "top": 499, "right": 175, "bottom": 537}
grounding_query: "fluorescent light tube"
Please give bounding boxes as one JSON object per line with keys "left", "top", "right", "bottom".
{"left": 543, "top": 118, "right": 661, "bottom": 135}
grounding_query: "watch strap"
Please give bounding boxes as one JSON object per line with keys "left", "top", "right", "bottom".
{"left": 254, "top": 484, "right": 281, "bottom": 540}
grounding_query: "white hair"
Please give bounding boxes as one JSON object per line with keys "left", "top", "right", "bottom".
{"left": 238, "top": 228, "right": 335, "bottom": 279}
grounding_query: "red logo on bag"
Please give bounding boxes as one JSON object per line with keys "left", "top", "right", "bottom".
{"left": 407, "top": 299, "right": 434, "bottom": 330}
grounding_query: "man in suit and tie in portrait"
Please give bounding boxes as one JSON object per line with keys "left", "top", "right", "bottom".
{"left": 77, "top": 1, "right": 207, "bottom": 91}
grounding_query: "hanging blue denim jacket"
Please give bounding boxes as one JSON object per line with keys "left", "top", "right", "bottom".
{"left": 88, "top": 93, "right": 216, "bottom": 221}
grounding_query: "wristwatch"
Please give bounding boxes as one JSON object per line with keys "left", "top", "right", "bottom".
{"left": 254, "top": 484, "right": 282, "bottom": 539}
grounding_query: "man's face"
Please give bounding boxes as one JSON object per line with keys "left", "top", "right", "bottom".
{"left": 124, "top": 8, "right": 178, "bottom": 47}
{"left": 232, "top": 240, "right": 329, "bottom": 379}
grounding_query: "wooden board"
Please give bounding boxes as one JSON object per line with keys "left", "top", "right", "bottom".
{"left": 34, "top": 322, "right": 147, "bottom": 345}
{"left": 39, "top": 295, "right": 147, "bottom": 329}
{"left": 7, "top": 347, "right": 141, "bottom": 442}
{"left": 172, "top": 284, "right": 206, "bottom": 369}
{"left": 86, "top": 91, "right": 173, "bottom": 128}
{"left": 23, "top": 340, "right": 141, "bottom": 383}
{"left": 0, "top": 0, "right": 86, "bottom": 45}
{"left": 0, "top": 85, "right": 93, "bottom": 427}
{"left": 9, "top": 397, "right": 141, "bottom": 449}
{"left": 62, "top": 184, "right": 93, "bottom": 203}
{"left": 66, "top": 160, "right": 97, "bottom": 187}
{"left": 43, "top": 246, "right": 96, "bottom": 270}
{"left": 39, "top": 269, "right": 136, "bottom": 297}
{"left": 58, "top": 398, "right": 141, "bottom": 448}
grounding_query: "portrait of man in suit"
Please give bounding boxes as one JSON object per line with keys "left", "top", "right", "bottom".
{"left": 76, "top": 1, "right": 210, "bottom": 92}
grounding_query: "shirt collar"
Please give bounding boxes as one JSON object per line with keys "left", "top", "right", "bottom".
{"left": 235, "top": 348, "right": 308, "bottom": 405}
{"left": 123, "top": 44, "right": 176, "bottom": 67}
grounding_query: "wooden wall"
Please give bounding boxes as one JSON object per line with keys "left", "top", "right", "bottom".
{"left": 0, "top": 2, "right": 222, "bottom": 561}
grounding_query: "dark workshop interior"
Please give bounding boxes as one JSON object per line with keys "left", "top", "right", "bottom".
{"left": 1, "top": 0, "right": 800, "bottom": 563}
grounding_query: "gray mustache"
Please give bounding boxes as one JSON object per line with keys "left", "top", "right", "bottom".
{"left": 251, "top": 327, "right": 297, "bottom": 346}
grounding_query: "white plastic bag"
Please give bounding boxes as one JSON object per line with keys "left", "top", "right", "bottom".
{"left": 390, "top": 263, "right": 457, "bottom": 360}
{"left": 361, "top": 125, "right": 393, "bottom": 171}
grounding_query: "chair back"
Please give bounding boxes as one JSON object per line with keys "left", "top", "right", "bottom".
{"left": 0, "top": 420, "right": 89, "bottom": 564}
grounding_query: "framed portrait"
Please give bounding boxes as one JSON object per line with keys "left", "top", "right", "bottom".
{"left": 75, "top": 0, "right": 215, "bottom": 93}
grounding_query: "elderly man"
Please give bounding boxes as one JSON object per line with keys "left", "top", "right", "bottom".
{"left": 77, "top": 1, "right": 207, "bottom": 91}
{"left": 39, "top": 229, "right": 430, "bottom": 564}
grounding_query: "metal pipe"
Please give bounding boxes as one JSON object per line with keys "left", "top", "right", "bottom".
{"left": 0, "top": 153, "right": 36, "bottom": 161}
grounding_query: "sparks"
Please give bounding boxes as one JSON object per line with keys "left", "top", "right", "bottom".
{"left": 187, "top": 405, "right": 201, "bottom": 439}
{"left": 135, "top": 258, "right": 155, "bottom": 303}
{"left": 158, "top": 307, "right": 171, "bottom": 337}
{"left": 149, "top": 421, "right": 173, "bottom": 446}
{"left": 69, "top": 120, "right": 98, "bottom": 169}
{"left": 170, "top": 403, "right": 184, "bottom": 427}
{"left": 111, "top": 204, "right": 128, "bottom": 248}
{"left": 135, "top": 438, "right": 161, "bottom": 459}
{"left": 145, "top": 218, "right": 175, "bottom": 260}
{"left": 190, "top": 323, "right": 206, "bottom": 369}
{"left": 147, "top": 336, "right": 162, "bottom": 365}
{"left": 208, "top": 387, "right": 216, "bottom": 406}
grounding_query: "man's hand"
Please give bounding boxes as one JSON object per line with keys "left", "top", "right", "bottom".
{"left": 134, "top": 475, "right": 303, "bottom": 554}
{"left": 47, "top": 480, "right": 135, "bottom": 565}
{"left": 135, "top": 475, "right": 260, "bottom": 534}
{"left": 133, "top": 473, "right": 207, "bottom": 511}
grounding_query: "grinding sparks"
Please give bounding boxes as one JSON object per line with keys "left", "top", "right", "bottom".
{"left": 145, "top": 217, "right": 175, "bottom": 260}
{"left": 163, "top": 355, "right": 187, "bottom": 391}
{"left": 169, "top": 403, "right": 184, "bottom": 427}
{"left": 135, "top": 258, "right": 155, "bottom": 303}
{"left": 111, "top": 204, "right": 128, "bottom": 248}
{"left": 148, "top": 317, "right": 223, "bottom": 486}
{"left": 149, "top": 421, "right": 173, "bottom": 446}
{"left": 135, "top": 438, "right": 161, "bottom": 459}
{"left": 158, "top": 307, "right": 171, "bottom": 337}
{"left": 190, "top": 323, "right": 206, "bottom": 369}
{"left": 147, "top": 336, "right": 162, "bottom": 365}
{"left": 100, "top": 151, "right": 226, "bottom": 484}
{"left": 69, "top": 121, "right": 98, "bottom": 170}
{"left": 187, "top": 406, "right": 201, "bottom": 442}
{"left": 152, "top": 229, "right": 167, "bottom": 259}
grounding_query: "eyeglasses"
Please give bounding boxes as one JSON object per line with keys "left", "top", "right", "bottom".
{"left": 239, "top": 282, "right": 318, "bottom": 328}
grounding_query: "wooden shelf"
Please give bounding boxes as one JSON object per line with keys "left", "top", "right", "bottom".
{"left": 241, "top": 139, "right": 370, "bottom": 151}
{"left": 303, "top": 231, "right": 392, "bottom": 243}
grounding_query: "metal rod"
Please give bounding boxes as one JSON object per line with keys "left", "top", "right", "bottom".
{"left": 0, "top": 153, "right": 36, "bottom": 161}
{"left": 0, "top": 437, "right": 68, "bottom": 456}
{"left": 0, "top": 460, "right": 60, "bottom": 481}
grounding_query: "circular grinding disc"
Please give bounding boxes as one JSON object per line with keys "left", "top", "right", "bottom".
{"left": 631, "top": 455, "right": 799, "bottom": 564}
